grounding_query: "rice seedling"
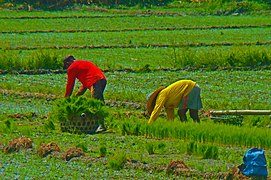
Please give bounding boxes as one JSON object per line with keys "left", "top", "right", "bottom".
{"left": 201, "top": 144, "right": 219, "bottom": 159}
{"left": 2, "top": 14, "right": 271, "bottom": 32}
{"left": 146, "top": 142, "right": 155, "bottom": 155}
{"left": 75, "top": 142, "right": 88, "bottom": 153}
{"left": 108, "top": 150, "right": 127, "bottom": 170}
{"left": 115, "top": 119, "right": 271, "bottom": 148}
{"left": 99, "top": 146, "right": 107, "bottom": 157}
{"left": 187, "top": 141, "right": 197, "bottom": 155}
{"left": 50, "top": 96, "right": 108, "bottom": 122}
{"left": 43, "top": 120, "right": 56, "bottom": 131}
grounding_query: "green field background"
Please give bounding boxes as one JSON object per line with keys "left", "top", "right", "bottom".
{"left": 0, "top": 5, "right": 271, "bottom": 179}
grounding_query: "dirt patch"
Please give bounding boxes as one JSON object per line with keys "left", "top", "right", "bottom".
{"left": 7, "top": 112, "right": 38, "bottom": 120}
{"left": 63, "top": 148, "right": 84, "bottom": 161}
{"left": 224, "top": 166, "right": 250, "bottom": 180}
{"left": 166, "top": 160, "right": 191, "bottom": 176}
{"left": 125, "top": 159, "right": 166, "bottom": 174}
{"left": 106, "top": 100, "right": 144, "bottom": 110}
{"left": 37, "top": 142, "right": 61, "bottom": 157}
{"left": 0, "top": 89, "right": 59, "bottom": 101}
{"left": 4, "top": 137, "right": 33, "bottom": 153}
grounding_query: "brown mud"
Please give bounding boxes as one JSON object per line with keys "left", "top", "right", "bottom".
{"left": 37, "top": 142, "right": 61, "bottom": 157}
{"left": 4, "top": 137, "right": 33, "bottom": 153}
{"left": 63, "top": 148, "right": 84, "bottom": 161}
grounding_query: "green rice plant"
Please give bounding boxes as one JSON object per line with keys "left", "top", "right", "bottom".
{"left": 187, "top": 141, "right": 198, "bottom": 155}
{"left": 137, "top": 64, "right": 151, "bottom": 73}
{"left": 29, "top": 50, "right": 62, "bottom": 70}
{"left": 225, "top": 47, "right": 271, "bottom": 68}
{"left": 3, "top": 30, "right": 271, "bottom": 56}
{"left": 154, "top": 142, "right": 168, "bottom": 154}
{"left": 2, "top": 14, "right": 271, "bottom": 32}
{"left": 0, "top": 49, "right": 20, "bottom": 70}
{"left": 200, "top": 144, "right": 219, "bottom": 159}
{"left": 19, "top": 126, "right": 34, "bottom": 137}
{"left": 1, "top": 45, "right": 271, "bottom": 72}
{"left": 243, "top": 49, "right": 270, "bottom": 67}
{"left": 121, "top": 122, "right": 141, "bottom": 136}
{"left": 1, "top": 119, "right": 18, "bottom": 134}
{"left": 121, "top": 123, "right": 129, "bottom": 136}
{"left": 178, "top": 47, "right": 196, "bottom": 68}
{"left": 43, "top": 120, "right": 56, "bottom": 131}
{"left": 49, "top": 96, "right": 109, "bottom": 134}
{"left": 0, "top": 120, "right": 12, "bottom": 134}
{"left": 108, "top": 150, "right": 127, "bottom": 170}
{"left": 244, "top": 116, "right": 271, "bottom": 128}
{"left": 177, "top": 46, "right": 271, "bottom": 69}
{"left": 116, "top": 120, "right": 271, "bottom": 148}
{"left": 186, "top": 141, "right": 219, "bottom": 159}
{"left": 0, "top": 49, "right": 63, "bottom": 71}
{"left": 50, "top": 96, "right": 108, "bottom": 124}
{"left": 157, "top": 142, "right": 166, "bottom": 152}
{"left": 145, "top": 142, "right": 155, "bottom": 155}
{"left": 99, "top": 146, "right": 107, "bottom": 157}
{"left": 76, "top": 142, "right": 88, "bottom": 152}
{"left": 5, "top": 120, "right": 11, "bottom": 130}
{"left": 132, "top": 124, "right": 140, "bottom": 136}
{"left": 223, "top": 1, "right": 265, "bottom": 15}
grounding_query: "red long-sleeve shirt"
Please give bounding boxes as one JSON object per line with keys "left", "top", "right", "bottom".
{"left": 64, "top": 60, "right": 106, "bottom": 97}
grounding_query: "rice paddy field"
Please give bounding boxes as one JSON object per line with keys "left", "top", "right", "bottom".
{"left": 0, "top": 6, "right": 271, "bottom": 179}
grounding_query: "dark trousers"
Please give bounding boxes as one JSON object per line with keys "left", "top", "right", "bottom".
{"left": 93, "top": 79, "right": 106, "bottom": 103}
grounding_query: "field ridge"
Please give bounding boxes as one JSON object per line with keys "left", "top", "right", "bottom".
{"left": 2, "top": 24, "right": 271, "bottom": 34}
{"left": 3, "top": 41, "right": 271, "bottom": 51}
{"left": 0, "top": 11, "right": 182, "bottom": 19}
{"left": 1, "top": 65, "right": 271, "bottom": 75}
{"left": 0, "top": 88, "right": 145, "bottom": 109}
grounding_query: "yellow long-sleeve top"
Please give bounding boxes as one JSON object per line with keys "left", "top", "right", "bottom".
{"left": 148, "top": 80, "right": 196, "bottom": 124}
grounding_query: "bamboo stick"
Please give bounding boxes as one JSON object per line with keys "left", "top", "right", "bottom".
{"left": 210, "top": 110, "right": 271, "bottom": 115}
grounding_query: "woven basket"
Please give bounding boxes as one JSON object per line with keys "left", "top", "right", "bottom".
{"left": 60, "top": 114, "right": 103, "bottom": 134}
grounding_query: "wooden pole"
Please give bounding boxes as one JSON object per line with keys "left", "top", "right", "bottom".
{"left": 210, "top": 110, "right": 271, "bottom": 116}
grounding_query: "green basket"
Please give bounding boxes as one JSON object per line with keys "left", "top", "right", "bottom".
{"left": 60, "top": 114, "right": 103, "bottom": 134}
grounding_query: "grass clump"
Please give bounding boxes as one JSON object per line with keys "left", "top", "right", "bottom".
{"left": 99, "top": 146, "right": 107, "bottom": 157}
{"left": 146, "top": 142, "right": 155, "bottom": 155}
{"left": 27, "top": 50, "right": 61, "bottom": 70}
{"left": 76, "top": 142, "right": 88, "bottom": 153}
{"left": 115, "top": 120, "right": 271, "bottom": 148}
{"left": 201, "top": 144, "right": 219, "bottom": 159}
{"left": 0, "top": 49, "right": 63, "bottom": 71}
{"left": 177, "top": 46, "right": 271, "bottom": 70}
{"left": 108, "top": 150, "right": 127, "bottom": 170}
{"left": 43, "top": 120, "right": 56, "bottom": 131}
{"left": 187, "top": 141, "right": 198, "bottom": 155}
{"left": 187, "top": 141, "right": 219, "bottom": 159}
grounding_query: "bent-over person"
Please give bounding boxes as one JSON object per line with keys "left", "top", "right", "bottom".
{"left": 146, "top": 80, "right": 203, "bottom": 124}
{"left": 63, "top": 55, "right": 106, "bottom": 103}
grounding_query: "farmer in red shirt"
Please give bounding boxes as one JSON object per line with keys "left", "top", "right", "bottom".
{"left": 63, "top": 55, "right": 106, "bottom": 103}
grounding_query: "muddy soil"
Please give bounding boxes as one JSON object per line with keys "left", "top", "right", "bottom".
{"left": 4, "top": 137, "right": 33, "bottom": 153}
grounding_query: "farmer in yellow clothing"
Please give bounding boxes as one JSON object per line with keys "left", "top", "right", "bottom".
{"left": 146, "top": 80, "right": 203, "bottom": 124}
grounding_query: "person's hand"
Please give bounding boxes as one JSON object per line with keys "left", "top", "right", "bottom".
{"left": 76, "top": 86, "right": 87, "bottom": 96}
{"left": 75, "top": 91, "right": 84, "bottom": 96}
